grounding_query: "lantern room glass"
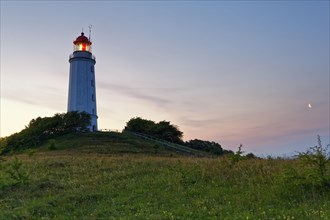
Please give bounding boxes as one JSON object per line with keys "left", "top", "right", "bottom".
{"left": 74, "top": 43, "right": 92, "bottom": 52}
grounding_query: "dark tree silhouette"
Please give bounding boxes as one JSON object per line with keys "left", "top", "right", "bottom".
{"left": 124, "top": 117, "right": 183, "bottom": 144}
{"left": 1, "top": 112, "right": 91, "bottom": 154}
{"left": 185, "top": 139, "right": 224, "bottom": 155}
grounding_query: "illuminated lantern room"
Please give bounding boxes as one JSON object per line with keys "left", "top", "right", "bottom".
{"left": 73, "top": 32, "right": 92, "bottom": 52}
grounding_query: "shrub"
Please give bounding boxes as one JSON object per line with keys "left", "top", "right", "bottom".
{"left": 2, "top": 111, "right": 91, "bottom": 154}
{"left": 124, "top": 117, "right": 183, "bottom": 144}
{"left": 48, "top": 139, "right": 57, "bottom": 150}
{"left": 296, "top": 135, "right": 330, "bottom": 187}
{"left": 0, "top": 157, "right": 5, "bottom": 188}
{"left": 185, "top": 139, "right": 224, "bottom": 155}
{"left": 281, "top": 135, "right": 330, "bottom": 193}
{"left": 7, "top": 157, "right": 30, "bottom": 185}
{"left": 230, "top": 144, "right": 244, "bottom": 165}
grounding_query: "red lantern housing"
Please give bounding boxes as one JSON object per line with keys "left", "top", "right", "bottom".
{"left": 73, "top": 32, "right": 92, "bottom": 52}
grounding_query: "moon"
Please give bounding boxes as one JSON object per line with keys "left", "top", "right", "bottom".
{"left": 308, "top": 103, "right": 312, "bottom": 109}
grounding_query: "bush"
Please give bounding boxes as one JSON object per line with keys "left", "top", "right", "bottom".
{"left": 48, "top": 139, "right": 57, "bottom": 150}
{"left": 229, "top": 144, "right": 244, "bottom": 165}
{"left": 6, "top": 157, "right": 30, "bottom": 185}
{"left": 296, "top": 135, "right": 330, "bottom": 187}
{"left": 281, "top": 135, "right": 330, "bottom": 193}
{"left": 124, "top": 117, "right": 183, "bottom": 144}
{"left": 0, "top": 157, "right": 5, "bottom": 188}
{"left": 2, "top": 112, "right": 91, "bottom": 154}
{"left": 185, "top": 139, "right": 224, "bottom": 155}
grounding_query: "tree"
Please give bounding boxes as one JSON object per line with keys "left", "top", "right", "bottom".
{"left": 245, "top": 153, "right": 257, "bottom": 159}
{"left": 297, "top": 135, "right": 330, "bottom": 187}
{"left": 153, "top": 121, "right": 183, "bottom": 143}
{"left": 1, "top": 112, "right": 91, "bottom": 154}
{"left": 124, "top": 117, "right": 155, "bottom": 134}
{"left": 185, "top": 139, "right": 224, "bottom": 155}
{"left": 63, "top": 111, "right": 91, "bottom": 133}
{"left": 124, "top": 117, "right": 183, "bottom": 144}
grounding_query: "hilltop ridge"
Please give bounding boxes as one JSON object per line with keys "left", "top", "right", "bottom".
{"left": 3, "top": 131, "right": 210, "bottom": 157}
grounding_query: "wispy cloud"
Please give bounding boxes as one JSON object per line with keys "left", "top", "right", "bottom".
{"left": 2, "top": 88, "right": 66, "bottom": 111}
{"left": 98, "top": 82, "right": 175, "bottom": 108}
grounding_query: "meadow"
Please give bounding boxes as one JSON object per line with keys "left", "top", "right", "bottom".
{"left": 0, "top": 132, "right": 329, "bottom": 219}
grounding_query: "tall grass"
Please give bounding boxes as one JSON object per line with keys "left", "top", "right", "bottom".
{"left": 1, "top": 151, "right": 329, "bottom": 219}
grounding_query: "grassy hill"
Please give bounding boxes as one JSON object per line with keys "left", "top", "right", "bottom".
{"left": 36, "top": 131, "right": 186, "bottom": 156}
{"left": 1, "top": 132, "right": 329, "bottom": 219}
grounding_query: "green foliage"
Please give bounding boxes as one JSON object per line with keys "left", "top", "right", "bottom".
{"left": 48, "top": 139, "right": 57, "bottom": 150}
{"left": 124, "top": 117, "right": 155, "bottom": 133}
{"left": 153, "top": 144, "right": 160, "bottom": 154}
{"left": 0, "top": 157, "right": 5, "bottom": 188}
{"left": 245, "top": 152, "right": 257, "bottom": 159}
{"left": 295, "top": 135, "right": 330, "bottom": 188}
{"left": 62, "top": 111, "right": 91, "bottom": 133}
{"left": 0, "top": 153, "right": 329, "bottom": 219}
{"left": 229, "top": 144, "right": 245, "bottom": 165}
{"left": 1, "top": 111, "right": 91, "bottom": 154}
{"left": 0, "top": 137, "right": 7, "bottom": 154}
{"left": 1, "top": 157, "right": 30, "bottom": 188}
{"left": 2, "top": 118, "right": 329, "bottom": 218}
{"left": 26, "top": 149, "right": 37, "bottom": 157}
{"left": 33, "top": 132, "right": 179, "bottom": 156}
{"left": 185, "top": 139, "right": 224, "bottom": 155}
{"left": 124, "top": 117, "right": 184, "bottom": 144}
{"left": 280, "top": 135, "right": 330, "bottom": 198}
{"left": 6, "top": 157, "right": 30, "bottom": 185}
{"left": 0, "top": 133, "right": 329, "bottom": 218}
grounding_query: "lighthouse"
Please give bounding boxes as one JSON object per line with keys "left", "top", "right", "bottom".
{"left": 67, "top": 32, "right": 98, "bottom": 131}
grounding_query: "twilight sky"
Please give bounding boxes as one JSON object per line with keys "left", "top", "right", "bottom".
{"left": 1, "top": 1, "right": 329, "bottom": 156}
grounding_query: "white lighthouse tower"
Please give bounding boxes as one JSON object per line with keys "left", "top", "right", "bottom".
{"left": 67, "top": 32, "right": 98, "bottom": 131}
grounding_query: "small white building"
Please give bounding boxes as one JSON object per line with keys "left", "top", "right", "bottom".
{"left": 67, "top": 32, "right": 98, "bottom": 131}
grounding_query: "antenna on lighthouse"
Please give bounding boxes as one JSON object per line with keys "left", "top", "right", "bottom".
{"left": 88, "top": 25, "right": 93, "bottom": 41}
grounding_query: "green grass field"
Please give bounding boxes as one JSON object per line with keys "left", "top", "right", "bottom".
{"left": 1, "top": 132, "right": 329, "bottom": 219}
